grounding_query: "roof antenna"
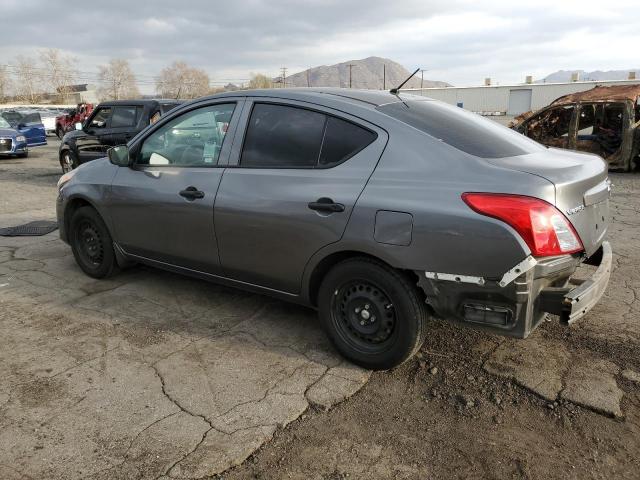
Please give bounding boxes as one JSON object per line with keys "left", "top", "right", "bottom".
{"left": 390, "top": 68, "right": 420, "bottom": 94}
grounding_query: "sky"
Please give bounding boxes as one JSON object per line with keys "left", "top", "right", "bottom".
{"left": 1, "top": 0, "right": 638, "bottom": 93}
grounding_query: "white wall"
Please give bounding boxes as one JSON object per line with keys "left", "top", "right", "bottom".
{"left": 404, "top": 79, "right": 640, "bottom": 115}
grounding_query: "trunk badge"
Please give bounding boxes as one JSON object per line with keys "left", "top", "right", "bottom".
{"left": 566, "top": 205, "right": 585, "bottom": 216}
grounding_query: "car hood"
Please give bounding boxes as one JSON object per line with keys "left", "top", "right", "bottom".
{"left": 0, "top": 128, "right": 17, "bottom": 137}
{"left": 63, "top": 129, "right": 88, "bottom": 141}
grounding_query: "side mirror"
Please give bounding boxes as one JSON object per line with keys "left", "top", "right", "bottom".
{"left": 17, "top": 123, "right": 26, "bottom": 130}
{"left": 108, "top": 145, "right": 131, "bottom": 167}
{"left": 75, "top": 122, "right": 83, "bottom": 131}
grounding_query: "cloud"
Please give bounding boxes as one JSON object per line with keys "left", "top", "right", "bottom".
{"left": 0, "top": 0, "right": 636, "bottom": 92}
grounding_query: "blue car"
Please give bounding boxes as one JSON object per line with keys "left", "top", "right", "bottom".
{"left": 0, "top": 111, "right": 47, "bottom": 157}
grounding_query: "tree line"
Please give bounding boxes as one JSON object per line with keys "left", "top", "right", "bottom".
{"left": 0, "top": 49, "right": 276, "bottom": 104}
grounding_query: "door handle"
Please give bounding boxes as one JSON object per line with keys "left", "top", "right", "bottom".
{"left": 308, "top": 197, "right": 345, "bottom": 213}
{"left": 179, "top": 186, "right": 205, "bottom": 201}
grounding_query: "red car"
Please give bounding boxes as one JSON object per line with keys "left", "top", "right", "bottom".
{"left": 55, "top": 103, "right": 94, "bottom": 139}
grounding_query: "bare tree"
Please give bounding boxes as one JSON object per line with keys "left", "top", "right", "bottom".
{"left": 248, "top": 73, "right": 272, "bottom": 90}
{"left": 39, "top": 48, "right": 78, "bottom": 103}
{"left": 156, "top": 61, "right": 210, "bottom": 99}
{"left": 0, "top": 65, "right": 11, "bottom": 103}
{"left": 97, "top": 59, "right": 140, "bottom": 100}
{"left": 13, "top": 55, "right": 42, "bottom": 103}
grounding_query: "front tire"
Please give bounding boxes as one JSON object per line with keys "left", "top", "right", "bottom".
{"left": 318, "top": 257, "right": 428, "bottom": 370}
{"left": 69, "top": 206, "right": 117, "bottom": 279}
{"left": 17, "top": 151, "right": 28, "bottom": 158}
{"left": 56, "top": 126, "right": 64, "bottom": 139}
{"left": 61, "top": 151, "right": 77, "bottom": 173}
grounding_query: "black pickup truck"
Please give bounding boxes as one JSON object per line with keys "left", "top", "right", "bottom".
{"left": 59, "top": 99, "right": 182, "bottom": 173}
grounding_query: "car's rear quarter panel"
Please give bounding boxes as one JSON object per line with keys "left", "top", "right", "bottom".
{"left": 332, "top": 124, "right": 557, "bottom": 279}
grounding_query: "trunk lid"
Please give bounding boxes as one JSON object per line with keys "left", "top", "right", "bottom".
{"left": 486, "top": 148, "right": 610, "bottom": 257}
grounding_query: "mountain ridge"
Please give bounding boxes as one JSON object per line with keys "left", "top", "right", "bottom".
{"left": 279, "top": 56, "right": 450, "bottom": 89}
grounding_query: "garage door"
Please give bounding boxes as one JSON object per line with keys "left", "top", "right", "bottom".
{"left": 507, "top": 89, "right": 532, "bottom": 115}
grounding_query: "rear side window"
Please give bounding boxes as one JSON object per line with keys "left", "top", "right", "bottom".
{"left": 378, "top": 100, "right": 543, "bottom": 158}
{"left": 241, "top": 103, "right": 377, "bottom": 168}
{"left": 241, "top": 104, "right": 325, "bottom": 167}
{"left": 111, "top": 106, "right": 141, "bottom": 128}
{"left": 319, "top": 117, "right": 377, "bottom": 167}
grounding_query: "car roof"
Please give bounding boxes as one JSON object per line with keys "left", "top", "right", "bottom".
{"left": 550, "top": 84, "right": 640, "bottom": 105}
{"left": 197, "top": 88, "right": 430, "bottom": 109}
{"left": 97, "top": 99, "right": 181, "bottom": 107}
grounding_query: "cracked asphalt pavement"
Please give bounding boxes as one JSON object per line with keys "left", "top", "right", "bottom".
{"left": 0, "top": 142, "right": 369, "bottom": 479}
{"left": 1, "top": 141, "right": 639, "bottom": 479}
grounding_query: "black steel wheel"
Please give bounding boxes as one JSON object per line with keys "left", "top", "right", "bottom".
{"left": 332, "top": 280, "right": 398, "bottom": 351}
{"left": 318, "top": 257, "right": 428, "bottom": 370}
{"left": 69, "top": 206, "right": 117, "bottom": 279}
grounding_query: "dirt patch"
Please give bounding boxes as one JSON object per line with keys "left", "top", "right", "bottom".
{"left": 225, "top": 321, "right": 640, "bottom": 480}
{"left": 15, "top": 377, "right": 68, "bottom": 408}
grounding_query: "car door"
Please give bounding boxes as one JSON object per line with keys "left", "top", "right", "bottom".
{"left": 110, "top": 105, "right": 143, "bottom": 146}
{"left": 108, "top": 100, "right": 243, "bottom": 275}
{"left": 76, "top": 106, "right": 114, "bottom": 163}
{"left": 214, "top": 99, "right": 388, "bottom": 294}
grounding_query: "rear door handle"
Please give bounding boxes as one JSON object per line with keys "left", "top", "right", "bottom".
{"left": 179, "top": 186, "right": 205, "bottom": 201}
{"left": 308, "top": 197, "right": 345, "bottom": 213}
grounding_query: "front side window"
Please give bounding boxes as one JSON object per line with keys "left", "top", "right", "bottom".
{"left": 526, "top": 105, "right": 575, "bottom": 141}
{"left": 138, "top": 103, "right": 235, "bottom": 167}
{"left": 89, "top": 108, "right": 112, "bottom": 129}
{"left": 240, "top": 103, "right": 377, "bottom": 168}
{"left": 111, "top": 106, "right": 141, "bottom": 128}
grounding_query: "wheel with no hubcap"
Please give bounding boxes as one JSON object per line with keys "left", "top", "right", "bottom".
{"left": 69, "top": 206, "right": 117, "bottom": 279}
{"left": 318, "top": 257, "right": 428, "bottom": 370}
{"left": 61, "top": 151, "right": 76, "bottom": 173}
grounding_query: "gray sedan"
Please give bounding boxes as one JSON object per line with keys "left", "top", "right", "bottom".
{"left": 56, "top": 88, "right": 612, "bottom": 369}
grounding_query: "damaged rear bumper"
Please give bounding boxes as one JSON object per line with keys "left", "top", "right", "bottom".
{"left": 539, "top": 241, "right": 612, "bottom": 324}
{"left": 417, "top": 241, "right": 612, "bottom": 338}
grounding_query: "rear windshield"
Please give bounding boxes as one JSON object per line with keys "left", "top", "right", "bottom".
{"left": 377, "top": 100, "right": 543, "bottom": 158}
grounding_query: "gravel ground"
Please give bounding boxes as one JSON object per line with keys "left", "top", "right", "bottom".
{"left": 1, "top": 140, "right": 639, "bottom": 480}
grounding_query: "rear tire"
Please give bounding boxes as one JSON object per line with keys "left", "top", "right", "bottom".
{"left": 69, "top": 206, "right": 118, "bottom": 279}
{"left": 61, "top": 151, "right": 77, "bottom": 173}
{"left": 317, "top": 257, "right": 428, "bottom": 370}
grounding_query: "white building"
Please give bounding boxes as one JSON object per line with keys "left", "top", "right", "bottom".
{"left": 403, "top": 77, "right": 640, "bottom": 119}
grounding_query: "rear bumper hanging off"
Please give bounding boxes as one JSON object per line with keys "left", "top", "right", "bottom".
{"left": 539, "top": 241, "right": 612, "bottom": 324}
{"left": 417, "top": 241, "right": 612, "bottom": 338}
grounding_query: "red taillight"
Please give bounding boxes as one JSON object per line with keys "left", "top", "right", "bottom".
{"left": 462, "top": 193, "right": 583, "bottom": 257}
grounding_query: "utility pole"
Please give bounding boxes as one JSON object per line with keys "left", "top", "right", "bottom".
{"left": 348, "top": 64, "right": 356, "bottom": 88}
{"left": 280, "top": 67, "right": 287, "bottom": 88}
{"left": 420, "top": 69, "right": 427, "bottom": 89}
{"left": 306, "top": 69, "right": 310, "bottom": 87}
{"left": 383, "top": 64, "right": 386, "bottom": 90}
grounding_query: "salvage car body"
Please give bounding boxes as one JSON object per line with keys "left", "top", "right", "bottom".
{"left": 511, "top": 85, "right": 640, "bottom": 171}
{"left": 57, "top": 89, "right": 611, "bottom": 346}
{"left": 55, "top": 103, "right": 94, "bottom": 137}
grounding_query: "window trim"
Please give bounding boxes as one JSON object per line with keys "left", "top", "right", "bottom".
{"left": 131, "top": 101, "right": 239, "bottom": 170}
{"left": 236, "top": 101, "right": 378, "bottom": 170}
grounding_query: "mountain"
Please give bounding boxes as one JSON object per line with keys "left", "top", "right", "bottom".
{"left": 539, "top": 69, "right": 640, "bottom": 83}
{"left": 279, "top": 57, "right": 450, "bottom": 89}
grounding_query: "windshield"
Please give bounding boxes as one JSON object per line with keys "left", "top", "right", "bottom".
{"left": 377, "top": 100, "right": 544, "bottom": 158}
{"left": 0, "top": 117, "right": 11, "bottom": 129}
